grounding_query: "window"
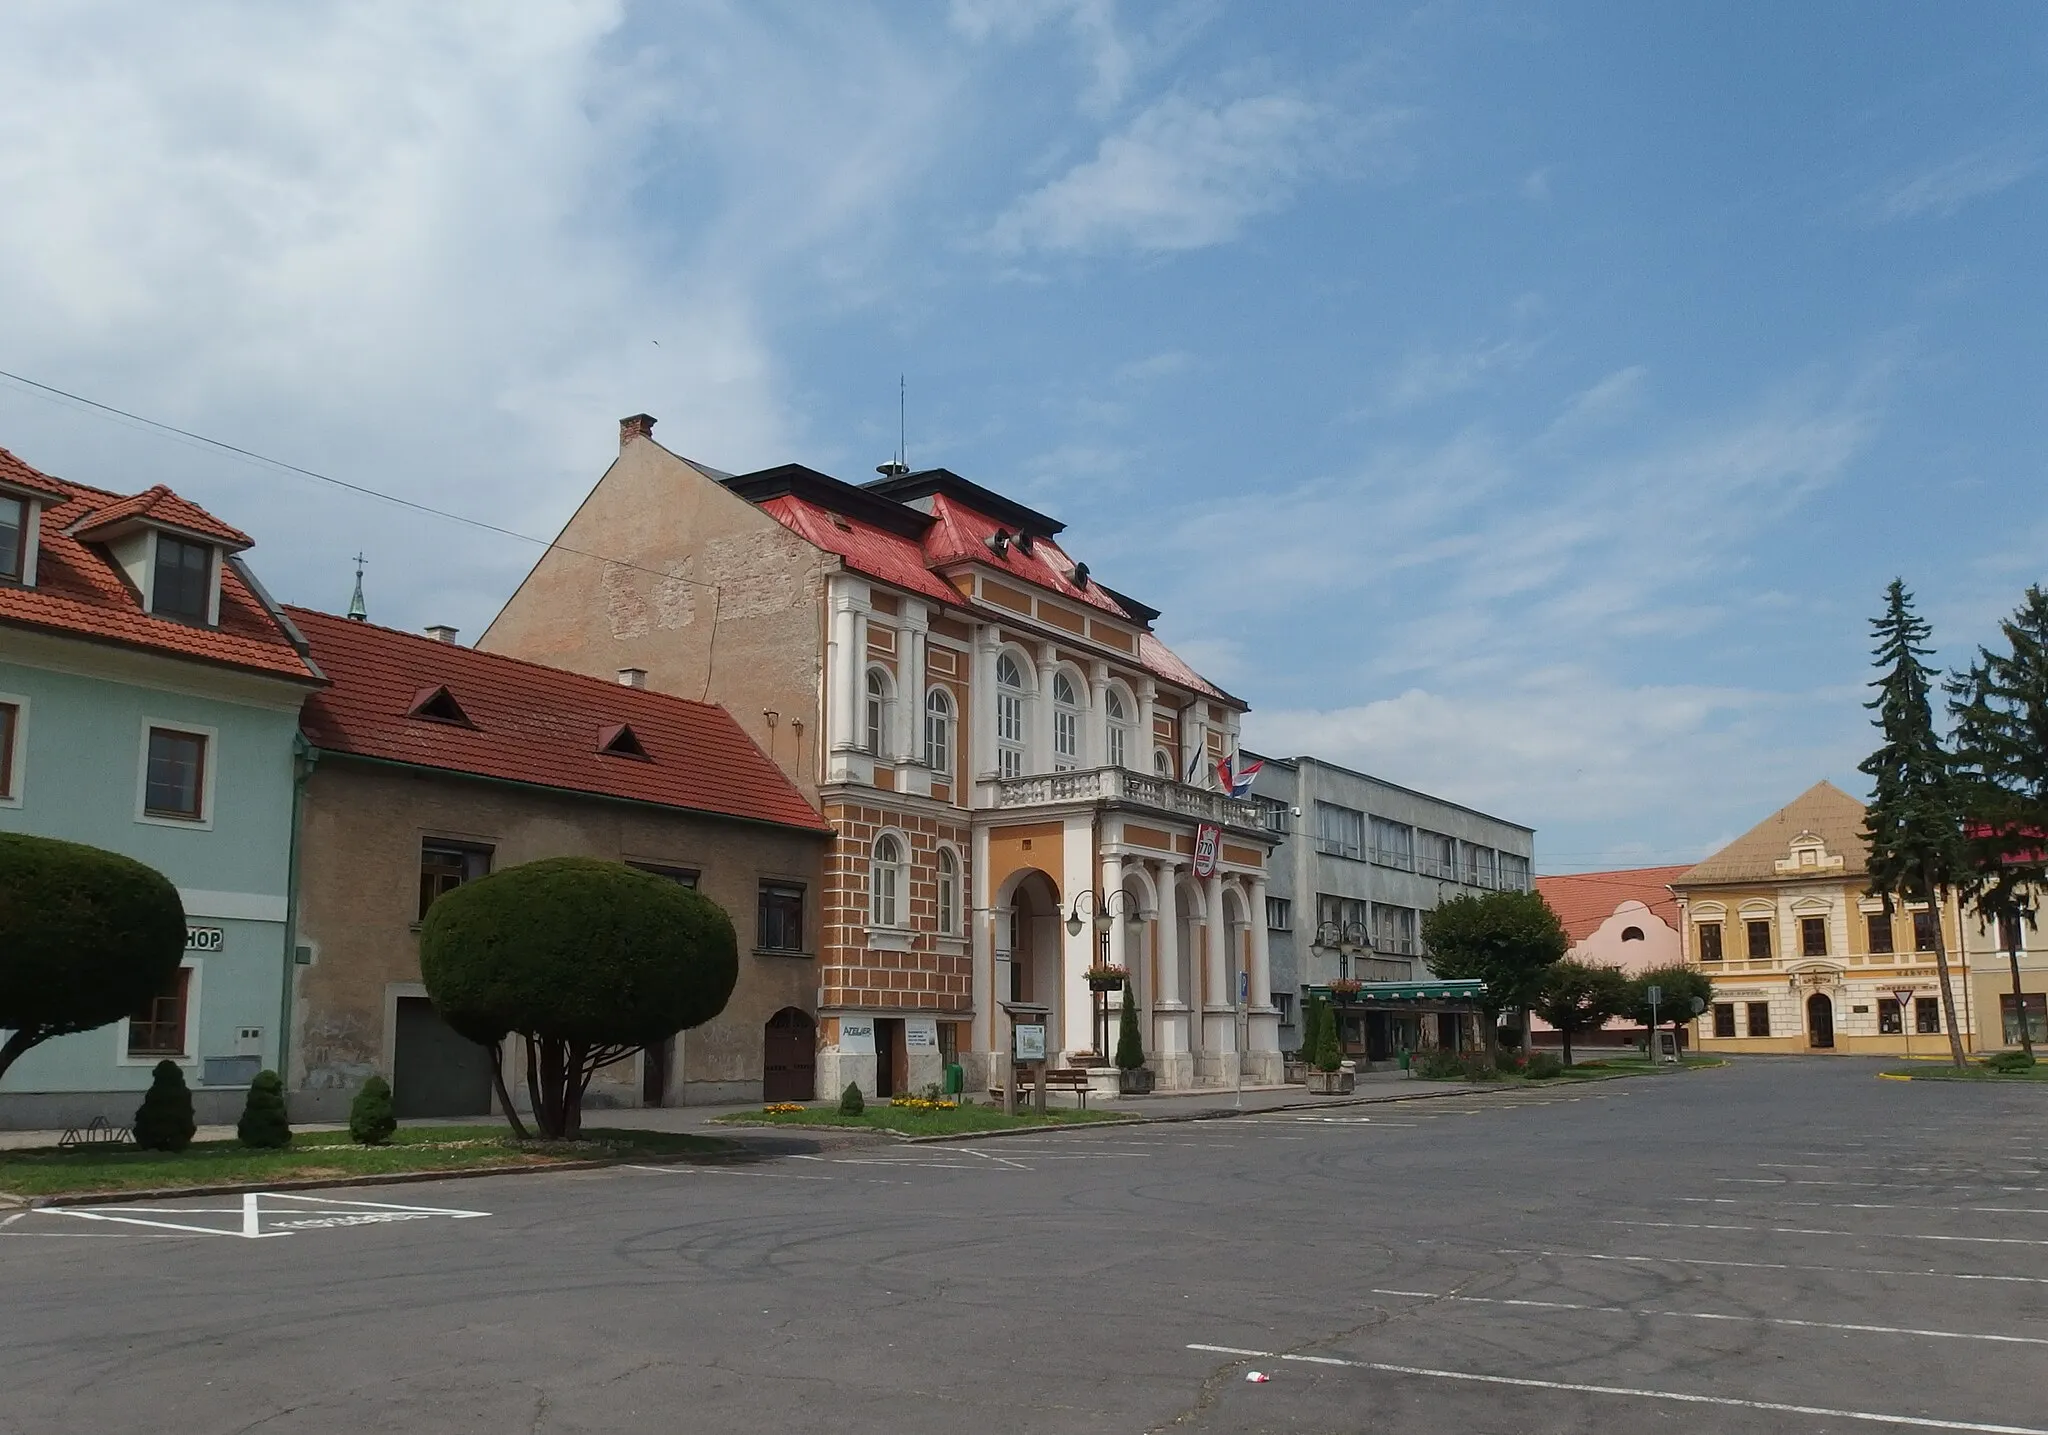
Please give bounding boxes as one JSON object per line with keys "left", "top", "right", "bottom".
{"left": 1745, "top": 919, "right": 1773, "bottom": 960}
{"left": 128, "top": 965, "right": 192, "bottom": 1057}
{"left": 1697, "top": 923, "right": 1724, "bottom": 962}
{"left": 1462, "top": 843, "right": 1496, "bottom": 888}
{"left": 1878, "top": 998, "right": 1904, "bottom": 1034}
{"left": 0, "top": 495, "right": 24, "bottom": 582}
{"left": 996, "top": 654, "right": 1026, "bottom": 779}
{"left": 2001, "top": 993, "right": 2047, "bottom": 1046}
{"left": 627, "top": 862, "right": 698, "bottom": 887}
{"left": 1369, "top": 817, "right": 1414, "bottom": 870}
{"left": 1316, "top": 803, "right": 1365, "bottom": 860}
{"left": 1866, "top": 913, "right": 1894, "bottom": 954}
{"left": 1371, "top": 902, "right": 1418, "bottom": 955}
{"left": 1497, "top": 852, "right": 1531, "bottom": 891}
{"left": 1266, "top": 896, "right": 1292, "bottom": 931}
{"left": 151, "top": 535, "right": 212, "bottom": 621}
{"left": 1052, "top": 671, "right": 1081, "bottom": 770}
{"left": 756, "top": 881, "right": 806, "bottom": 953}
{"left": 143, "top": 727, "right": 207, "bottom": 820}
{"left": 863, "top": 668, "right": 890, "bottom": 756}
{"left": 937, "top": 848, "right": 960, "bottom": 937}
{"left": 1745, "top": 1002, "right": 1772, "bottom": 1038}
{"left": 1316, "top": 893, "right": 1368, "bottom": 941}
{"left": 1621, "top": 926, "right": 1646, "bottom": 942}
{"left": 1105, "top": 688, "right": 1132, "bottom": 769}
{"left": 1998, "top": 910, "right": 2027, "bottom": 953}
{"left": 1154, "top": 748, "right": 1171, "bottom": 776}
{"left": 1914, "top": 996, "right": 1941, "bottom": 1035}
{"left": 0, "top": 701, "right": 17, "bottom": 800}
{"left": 1912, "top": 909, "right": 1940, "bottom": 953}
{"left": 923, "top": 688, "right": 953, "bottom": 776}
{"left": 1256, "top": 799, "right": 1289, "bottom": 834}
{"left": 419, "top": 840, "right": 492, "bottom": 919}
{"left": 1800, "top": 916, "right": 1828, "bottom": 958}
{"left": 1416, "top": 830, "right": 1456, "bottom": 880}
{"left": 1712, "top": 1003, "right": 1736, "bottom": 1038}
{"left": 870, "top": 834, "right": 905, "bottom": 927}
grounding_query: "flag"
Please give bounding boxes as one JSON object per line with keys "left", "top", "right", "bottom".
{"left": 1184, "top": 743, "right": 1209, "bottom": 787}
{"left": 1217, "top": 753, "right": 1263, "bottom": 799}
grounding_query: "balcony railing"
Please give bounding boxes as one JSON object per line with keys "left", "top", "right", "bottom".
{"left": 991, "top": 765, "right": 1265, "bottom": 829}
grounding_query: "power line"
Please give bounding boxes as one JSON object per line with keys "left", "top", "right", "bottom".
{"left": 0, "top": 367, "right": 718, "bottom": 593}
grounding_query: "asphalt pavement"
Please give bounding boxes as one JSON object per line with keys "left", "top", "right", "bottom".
{"left": 3, "top": 1057, "right": 2043, "bottom": 1434}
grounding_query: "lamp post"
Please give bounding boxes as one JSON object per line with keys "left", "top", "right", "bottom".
{"left": 2003, "top": 890, "right": 2038, "bottom": 1058}
{"left": 1067, "top": 890, "right": 1141, "bottom": 1065}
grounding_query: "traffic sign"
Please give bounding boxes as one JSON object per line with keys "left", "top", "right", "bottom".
{"left": 1646, "top": 985, "right": 1662, "bottom": 1005}
{"left": 1892, "top": 988, "right": 1916, "bottom": 1010}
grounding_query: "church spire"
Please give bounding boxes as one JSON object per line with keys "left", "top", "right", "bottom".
{"left": 346, "top": 552, "right": 367, "bottom": 622}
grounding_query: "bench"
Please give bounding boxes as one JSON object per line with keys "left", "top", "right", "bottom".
{"left": 989, "top": 1067, "right": 1096, "bottom": 1108}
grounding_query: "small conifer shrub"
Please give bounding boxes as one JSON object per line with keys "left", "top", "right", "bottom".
{"left": 838, "top": 1081, "right": 865, "bottom": 1116}
{"left": 349, "top": 1075, "right": 398, "bottom": 1145}
{"left": 236, "top": 1069, "right": 293, "bottom": 1149}
{"left": 132, "top": 1059, "right": 197, "bottom": 1152}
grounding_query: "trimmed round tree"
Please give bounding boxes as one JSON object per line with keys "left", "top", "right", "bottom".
{"left": 0, "top": 834, "right": 186, "bottom": 1085}
{"left": 419, "top": 857, "right": 739, "bottom": 1139}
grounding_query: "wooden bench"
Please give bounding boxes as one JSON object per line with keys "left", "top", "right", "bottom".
{"left": 989, "top": 1067, "right": 1096, "bottom": 1108}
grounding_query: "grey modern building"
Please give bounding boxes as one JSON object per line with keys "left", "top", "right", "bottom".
{"left": 1244, "top": 754, "right": 1535, "bottom": 1059}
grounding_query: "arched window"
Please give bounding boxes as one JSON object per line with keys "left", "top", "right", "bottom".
{"left": 996, "top": 653, "right": 1027, "bottom": 779}
{"left": 923, "top": 688, "right": 953, "bottom": 777}
{"left": 870, "top": 833, "right": 904, "bottom": 927}
{"left": 1052, "top": 670, "right": 1081, "bottom": 771}
{"left": 863, "top": 668, "right": 892, "bottom": 756}
{"left": 1154, "top": 747, "right": 1171, "bottom": 776}
{"left": 1621, "top": 926, "right": 1645, "bottom": 942}
{"left": 937, "top": 847, "right": 960, "bottom": 937}
{"left": 1105, "top": 687, "right": 1133, "bottom": 770}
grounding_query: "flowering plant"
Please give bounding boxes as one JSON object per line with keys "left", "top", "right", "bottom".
{"left": 1329, "top": 978, "right": 1364, "bottom": 997}
{"left": 1084, "top": 962, "right": 1129, "bottom": 981}
{"left": 763, "top": 1102, "right": 805, "bottom": 1114}
{"left": 888, "top": 1095, "right": 958, "bottom": 1111}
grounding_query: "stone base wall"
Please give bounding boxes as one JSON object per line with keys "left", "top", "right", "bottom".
{"left": 1, "top": 1088, "right": 252, "bottom": 1132}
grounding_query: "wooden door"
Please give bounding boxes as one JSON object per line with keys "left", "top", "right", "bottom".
{"left": 762, "top": 1009, "right": 816, "bottom": 1102}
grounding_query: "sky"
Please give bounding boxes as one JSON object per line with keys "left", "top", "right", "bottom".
{"left": 2, "top": 1, "right": 2044, "bottom": 873}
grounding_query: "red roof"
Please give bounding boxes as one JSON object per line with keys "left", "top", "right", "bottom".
{"left": 69, "top": 483, "right": 254, "bottom": 548}
{"left": 1535, "top": 865, "right": 1690, "bottom": 941}
{"left": 291, "top": 607, "right": 831, "bottom": 834}
{"left": 753, "top": 487, "right": 1233, "bottom": 703}
{"left": 0, "top": 446, "right": 319, "bottom": 682}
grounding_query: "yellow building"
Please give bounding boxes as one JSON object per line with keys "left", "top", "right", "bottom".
{"left": 1675, "top": 781, "right": 1978, "bottom": 1056}
{"left": 1964, "top": 895, "right": 2047, "bottom": 1053}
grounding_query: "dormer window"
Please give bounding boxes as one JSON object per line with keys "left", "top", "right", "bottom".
{"left": 0, "top": 495, "right": 25, "bottom": 583}
{"left": 151, "top": 535, "right": 213, "bottom": 621}
{"left": 406, "top": 685, "right": 475, "bottom": 726}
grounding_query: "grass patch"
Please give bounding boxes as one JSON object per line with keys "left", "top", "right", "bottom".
{"left": 1881, "top": 1062, "right": 2048, "bottom": 1082}
{"left": 717, "top": 1102, "right": 1132, "bottom": 1136}
{"left": 0, "top": 1125, "right": 730, "bottom": 1199}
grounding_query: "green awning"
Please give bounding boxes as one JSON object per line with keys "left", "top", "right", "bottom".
{"left": 1310, "top": 980, "right": 1486, "bottom": 1004}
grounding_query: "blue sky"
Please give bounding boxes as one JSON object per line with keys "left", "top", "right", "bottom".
{"left": 2, "top": 2, "right": 2043, "bottom": 871}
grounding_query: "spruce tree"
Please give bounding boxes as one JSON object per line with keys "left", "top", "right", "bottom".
{"left": 1313, "top": 998, "right": 1343, "bottom": 1072}
{"left": 837, "top": 1081, "right": 865, "bottom": 1116}
{"left": 236, "top": 1069, "right": 293, "bottom": 1148}
{"left": 1860, "top": 579, "right": 1969, "bottom": 1067}
{"left": 132, "top": 1058, "right": 196, "bottom": 1152}
{"left": 348, "top": 1075, "right": 398, "bottom": 1146}
{"left": 1949, "top": 583, "right": 2048, "bottom": 1055}
{"left": 1113, "top": 984, "right": 1146, "bottom": 1070}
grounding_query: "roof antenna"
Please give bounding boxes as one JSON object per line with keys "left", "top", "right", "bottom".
{"left": 346, "top": 552, "right": 368, "bottom": 622}
{"left": 875, "top": 374, "right": 911, "bottom": 480}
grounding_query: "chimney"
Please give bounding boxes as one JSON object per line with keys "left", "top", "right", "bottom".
{"left": 619, "top": 413, "right": 657, "bottom": 451}
{"left": 424, "top": 625, "right": 459, "bottom": 644}
{"left": 618, "top": 667, "right": 647, "bottom": 688}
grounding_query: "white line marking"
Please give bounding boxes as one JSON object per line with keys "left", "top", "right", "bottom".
{"left": 55, "top": 1209, "right": 241, "bottom": 1238}
{"left": 1608, "top": 1219, "right": 2048, "bottom": 1247}
{"left": 624, "top": 1163, "right": 833, "bottom": 1182}
{"left": 1688, "top": 1195, "right": 2048, "bottom": 1215}
{"left": 243, "top": 1192, "right": 262, "bottom": 1239}
{"left": 1181, "top": 1344, "right": 2048, "bottom": 1434}
{"left": 0, "top": 1211, "right": 23, "bottom": 1229}
{"left": 1368, "top": 1289, "right": 2048, "bottom": 1346}
{"left": 261, "top": 1192, "right": 489, "bottom": 1217}
{"left": 1499, "top": 1248, "right": 2048, "bottom": 1286}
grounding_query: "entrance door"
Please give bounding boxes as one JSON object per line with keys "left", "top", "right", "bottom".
{"left": 392, "top": 996, "right": 493, "bottom": 1118}
{"left": 642, "top": 1036, "right": 673, "bottom": 1107}
{"left": 874, "top": 1017, "right": 904, "bottom": 1098}
{"left": 1806, "top": 993, "right": 1835, "bottom": 1050}
{"left": 763, "top": 1009, "right": 816, "bottom": 1102}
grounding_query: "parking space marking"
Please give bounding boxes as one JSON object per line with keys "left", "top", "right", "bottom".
{"left": 1682, "top": 1196, "right": 2048, "bottom": 1216}
{"left": 1368, "top": 1288, "right": 2048, "bottom": 1346}
{"left": 1181, "top": 1344, "right": 2048, "bottom": 1434}
{"left": 1497, "top": 1248, "right": 2048, "bottom": 1286}
{"left": 1608, "top": 1219, "right": 2048, "bottom": 1247}
{"left": 20, "top": 1191, "right": 489, "bottom": 1240}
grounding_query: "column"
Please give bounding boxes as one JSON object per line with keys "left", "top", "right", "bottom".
{"left": 1087, "top": 659, "right": 1110, "bottom": 770}
{"left": 1034, "top": 641, "right": 1059, "bottom": 775}
{"left": 1203, "top": 869, "right": 1234, "bottom": 1068}
{"left": 1061, "top": 813, "right": 1095, "bottom": 1061}
{"left": 1151, "top": 859, "right": 1193, "bottom": 1089}
{"left": 1246, "top": 875, "right": 1281, "bottom": 1082}
{"left": 972, "top": 820, "right": 996, "bottom": 1083}
{"left": 897, "top": 601, "right": 930, "bottom": 795}
{"left": 969, "top": 624, "right": 999, "bottom": 790}
{"left": 1101, "top": 851, "right": 1127, "bottom": 1066}
{"left": 827, "top": 591, "right": 860, "bottom": 761}
{"left": 1136, "top": 678, "right": 1158, "bottom": 774}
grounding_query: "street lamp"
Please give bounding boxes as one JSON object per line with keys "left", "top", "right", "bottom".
{"left": 1066, "top": 888, "right": 1141, "bottom": 937}
{"left": 2001, "top": 889, "right": 2038, "bottom": 1058}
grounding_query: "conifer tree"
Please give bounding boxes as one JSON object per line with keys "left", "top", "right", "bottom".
{"left": 1113, "top": 984, "right": 1146, "bottom": 1070}
{"left": 236, "top": 1069, "right": 293, "bottom": 1148}
{"left": 132, "top": 1058, "right": 196, "bottom": 1152}
{"left": 349, "top": 1075, "right": 398, "bottom": 1146}
{"left": 1860, "top": 580, "right": 1969, "bottom": 1067}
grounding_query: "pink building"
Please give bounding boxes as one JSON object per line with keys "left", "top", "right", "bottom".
{"left": 1530, "top": 865, "right": 1689, "bottom": 1049}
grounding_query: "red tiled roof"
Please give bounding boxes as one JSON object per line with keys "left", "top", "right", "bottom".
{"left": 1535, "top": 865, "right": 1690, "bottom": 941}
{"left": 69, "top": 484, "right": 254, "bottom": 548}
{"left": 290, "top": 606, "right": 831, "bottom": 834}
{"left": 753, "top": 487, "right": 1234, "bottom": 704}
{"left": 0, "top": 446, "right": 319, "bottom": 682}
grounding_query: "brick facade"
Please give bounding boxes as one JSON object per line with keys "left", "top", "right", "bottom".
{"left": 822, "top": 798, "right": 972, "bottom": 1013}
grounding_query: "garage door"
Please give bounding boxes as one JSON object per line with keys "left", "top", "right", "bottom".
{"left": 392, "top": 996, "right": 494, "bottom": 1118}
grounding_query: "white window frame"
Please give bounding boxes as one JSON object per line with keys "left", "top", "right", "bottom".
{"left": 0, "top": 690, "right": 28, "bottom": 808}
{"left": 870, "top": 832, "right": 907, "bottom": 929}
{"left": 937, "top": 845, "right": 961, "bottom": 937}
{"left": 1051, "top": 669, "right": 1081, "bottom": 772}
{"left": 996, "top": 652, "right": 1028, "bottom": 779}
{"left": 863, "top": 667, "right": 892, "bottom": 757}
{"left": 116, "top": 954, "right": 203, "bottom": 1066}
{"left": 924, "top": 687, "right": 953, "bottom": 777}
{"left": 1104, "top": 685, "right": 1133, "bottom": 770}
{"left": 1154, "top": 748, "right": 1171, "bottom": 776}
{"left": 135, "top": 718, "right": 218, "bottom": 830}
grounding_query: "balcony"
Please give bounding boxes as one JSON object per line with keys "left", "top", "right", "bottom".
{"left": 990, "top": 765, "right": 1265, "bottom": 830}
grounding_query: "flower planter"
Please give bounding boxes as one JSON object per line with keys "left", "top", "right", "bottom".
{"left": 1117, "top": 1066, "right": 1155, "bottom": 1095}
{"left": 1087, "top": 976, "right": 1126, "bottom": 992}
{"left": 1305, "top": 1068, "right": 1355, "bottom": 1095}
{"left": 1283, "top": 1061, "right": 1310, "bottom": 1085}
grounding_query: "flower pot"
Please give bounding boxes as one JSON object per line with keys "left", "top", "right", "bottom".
{"left": 1117, "top": 1067, "right": 1155, "bottom": 1095}
{"left": 1087, "top": 976, "right": 1126, "bottom": 992}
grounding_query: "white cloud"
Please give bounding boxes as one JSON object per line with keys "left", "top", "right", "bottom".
{"left": 987, "top": 89, "right": 1343, "bottom": 254}
{"left": 1869, "top": 141, "right": 2038, "bottom": 222}
{"left": 1541, "top": 364, "right": 1646, "bottom": 440}
{"left": 1373, "top": 336, "right": 1539, "bottom": 413}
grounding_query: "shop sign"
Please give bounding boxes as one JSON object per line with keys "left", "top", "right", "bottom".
{"left": 186, "top": 926, "right": 225, "bottom": 952}
{"left": 905, "top": 1017, "right": 938, "bottom": 1049}
{"left": 839, "top": 1019, "right": 876, "bottom": 1055}
{"left": 1193, "top": 822, "right": 1221, "bottom": 878}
